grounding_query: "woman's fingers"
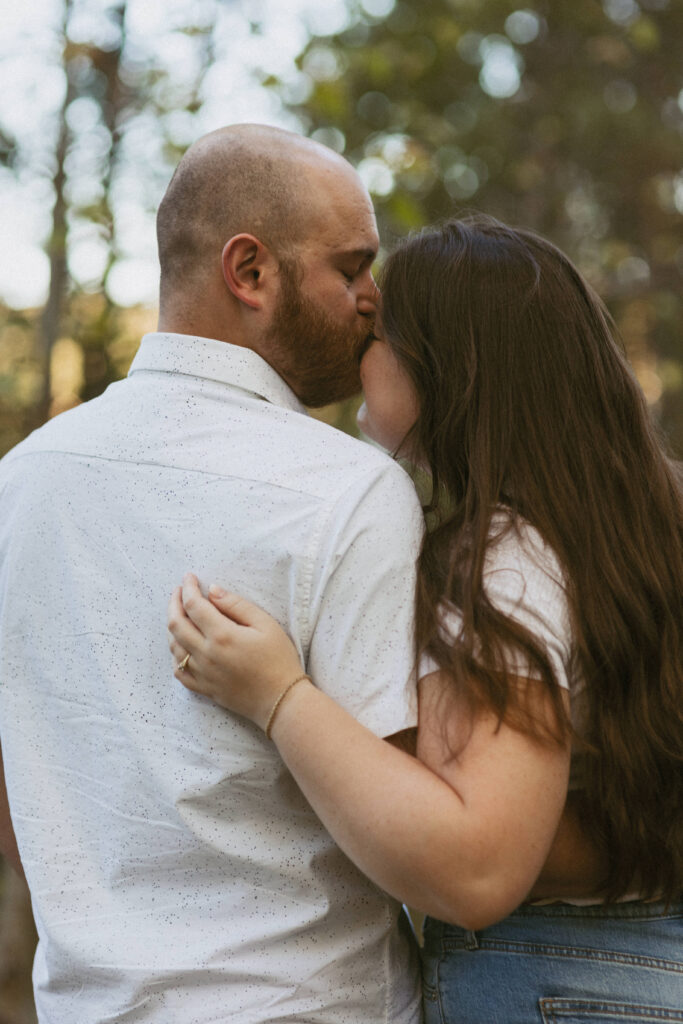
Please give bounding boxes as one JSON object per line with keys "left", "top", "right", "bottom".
{"left": 168, "top": 617, "right": 211, "bottom": 697}
{"left": 206, "top": 584, "right": 304, "bottom": 676}
{"left": 168, "top": 585, "right": 205, "bottom": 655}
{"left": 172, "top": 657, "right": 205, "bottom": 695}
{"left": 181, "top": 574, "right": 244, "bottom": 638}
{"left": 169, "top": 636, "right": 191, "bottom": 669}
{"left": 207, "top": 585, "right": 268, "bottom": 629}
{"left": 168, "top": 575, "right": 306, "bottom": 723}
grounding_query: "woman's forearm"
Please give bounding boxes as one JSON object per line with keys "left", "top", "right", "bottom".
{"left": 168, "top": 580, "right": 570, "bottom": 928}
{"left": 270, "top": 681, "right": 467, "bottom": 919}
{"left": 268, "top": 679, "right": 566, "bottom": 930}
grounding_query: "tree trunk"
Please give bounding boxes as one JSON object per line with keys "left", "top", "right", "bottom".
{"left": 37, "top": 0, "right": 75, "bottom": 425}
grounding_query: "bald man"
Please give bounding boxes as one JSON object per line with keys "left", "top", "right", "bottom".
{"left": 0, "top": 126, "right": 424, "bottom": 1022}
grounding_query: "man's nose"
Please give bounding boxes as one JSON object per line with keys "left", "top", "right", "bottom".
{"left": 356, "top": 270, "right": 380, "bottom": 316}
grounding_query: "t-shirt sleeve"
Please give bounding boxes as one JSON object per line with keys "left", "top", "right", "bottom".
{"left": 419, "top": 518, "right": 573, "bottom": 690}
{"left": 305, "top": 461, "right": 424, "bottom": 738}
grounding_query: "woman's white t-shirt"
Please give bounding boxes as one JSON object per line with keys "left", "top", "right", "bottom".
{"left": 418, "top": 510, "right": 584, "bottom": 786}
{"left": 417, "top": 511, "right": 654, "bottom": 904}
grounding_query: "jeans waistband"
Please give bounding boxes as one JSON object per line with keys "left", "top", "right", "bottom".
{"left": 424, "top": 897, "right": 683, "bottom": 941}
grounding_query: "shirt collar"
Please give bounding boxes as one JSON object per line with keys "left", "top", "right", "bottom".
{"left": 128, "top": 333, "right": 307, "bottom": 415}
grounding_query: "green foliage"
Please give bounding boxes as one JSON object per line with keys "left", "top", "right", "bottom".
{"left": 276, "top": 0, "right": 683, "bottom": 451}
{"left": 0, "top": 309, "right": 45, "bottom": 453}
{"left": 1, "top": 0, "right": 681, "bottom": 456}
{"left": 0, "top": 0, "right": 213, "bottom": 455}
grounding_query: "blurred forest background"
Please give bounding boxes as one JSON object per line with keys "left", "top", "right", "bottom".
{"left": 0, "top": 0, "right": 681, "bottom": 1018}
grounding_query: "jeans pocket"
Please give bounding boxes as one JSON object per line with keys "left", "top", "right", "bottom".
{"left": 540, "top": 998, "right": 683, "bottom": 1023}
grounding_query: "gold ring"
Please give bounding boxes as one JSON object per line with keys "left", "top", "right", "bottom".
{"left": 178, "top": 652, "right": 191, "bottom": 672}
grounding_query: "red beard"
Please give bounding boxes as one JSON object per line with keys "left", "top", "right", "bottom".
{"left": 266, "top": 262, "right": 374, "bottom": 408}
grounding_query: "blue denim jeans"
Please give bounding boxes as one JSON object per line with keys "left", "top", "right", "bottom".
{"left": 421, "top": 900, "right": 683, "bottom": 1023}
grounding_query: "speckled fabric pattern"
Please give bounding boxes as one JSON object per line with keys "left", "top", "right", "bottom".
{"left": 0, "top": 333, "right": 424, "bottom": 1023}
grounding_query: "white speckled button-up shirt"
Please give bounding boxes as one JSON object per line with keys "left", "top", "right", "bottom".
{"left": 0, "top": 333, "right": 424, "bottom": 1024}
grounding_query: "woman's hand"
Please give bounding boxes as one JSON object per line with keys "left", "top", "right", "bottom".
{"left": 167, "top": 576, "right": 573, "bottom": 926}
{"left": 167, "top": 574, "right": 306, "bottom": 731}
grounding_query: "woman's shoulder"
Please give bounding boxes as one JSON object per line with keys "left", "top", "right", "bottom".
{"left": 486, "top": 508, "right": 567, "bottom": 599}
{"left": 483, "top": 510, "right": 576, "bottom": 686}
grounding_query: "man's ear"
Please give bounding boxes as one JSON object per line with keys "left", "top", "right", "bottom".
{"left": 221, "top": 234, "right": 276, "bottom": 310}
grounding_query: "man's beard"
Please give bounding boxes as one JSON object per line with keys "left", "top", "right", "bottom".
{"left": 267, "top": 260, "right": 374, "bottom": 408}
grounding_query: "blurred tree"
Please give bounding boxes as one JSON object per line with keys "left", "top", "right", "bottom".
{"left": 39, "top": 0, "right": 77, "bottom": 426}
{"left": 0, "top": 0, "right": 217, "bottom": 456}
{"left": 60, "top": 0, "right": 129, "bottom": 413}
{"left": 270, "top": 0, "right": 683, "bottom": 451}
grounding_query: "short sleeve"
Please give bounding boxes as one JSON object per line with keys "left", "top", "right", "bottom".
{"left": 306, "top": 461, "right": 424, "bottom": 738}
{"left": 418, "top": 514, "right": 573, "bottom": 690}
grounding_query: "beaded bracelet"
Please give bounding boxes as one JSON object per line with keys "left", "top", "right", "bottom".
{"left": 264, "top": 674, "right": 311, "bottom": 740}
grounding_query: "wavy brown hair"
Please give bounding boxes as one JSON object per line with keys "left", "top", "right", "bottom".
{"left": 379, "top": 215, "right": 682, "bottom": 902}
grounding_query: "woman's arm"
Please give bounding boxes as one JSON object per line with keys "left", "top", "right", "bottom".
{"left": 168, "top": 577, "right": 570, "bottom": 929}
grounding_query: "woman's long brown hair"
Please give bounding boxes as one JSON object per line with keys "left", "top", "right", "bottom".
{"left": 380, "top": 216, "right": 682, "bottom": 902}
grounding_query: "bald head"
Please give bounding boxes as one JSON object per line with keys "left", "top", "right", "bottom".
{"left": 156, "top": 124, "right": 360, "bottom": 301}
